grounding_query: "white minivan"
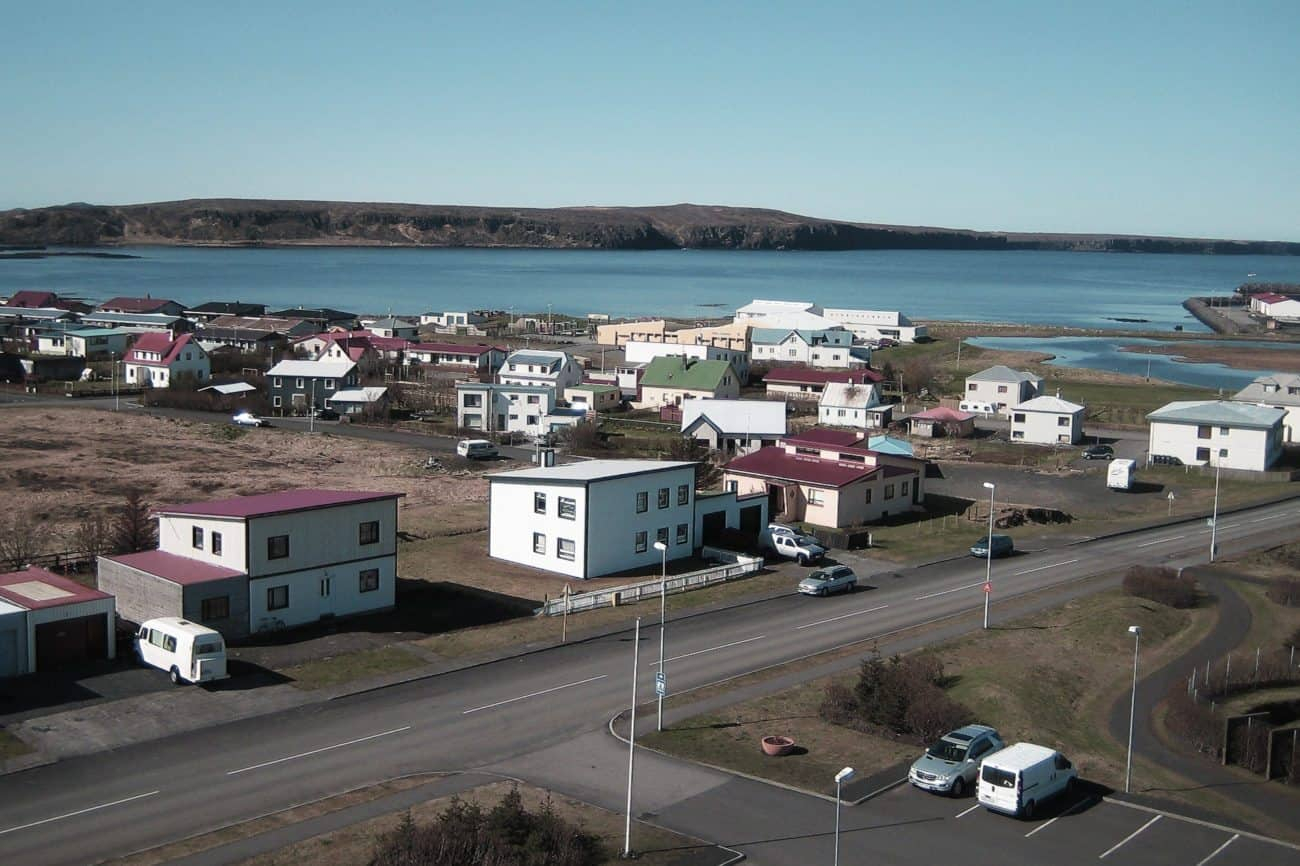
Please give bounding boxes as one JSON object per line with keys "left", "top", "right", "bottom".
{"left": 135, "top": 617, "right": 228, "bottom": 685}
{"left": 977, "top": 742, "right": 1077, "bottom": 818}
{"left": 456, "top": 438, "right": 499, "bottom": 459}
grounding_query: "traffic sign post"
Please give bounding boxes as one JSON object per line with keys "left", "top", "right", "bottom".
{"left": 983, "top": 582, "right": 992, "bottom": 594}
{"left": 655, "top": 671, "right": 667, "bottom": 697}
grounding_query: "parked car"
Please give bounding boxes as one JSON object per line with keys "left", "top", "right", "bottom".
{"left": 1149, "top": 453, "right": 1183, "bottom": 466}
{"left": 456, "top": 438, "right": 499, "bottom": 459}
{"left": 798, "top": 564, "right": 857, "bottom": 596}
{"left": 1081, "top": 444, "right": 1114, "bottom": 460}
{"left": 767, "top": 523, "right": 803, "bottom": 541}
{"left": 311, "top": 407, "right": 340, "bottom": 421}
{"left": 231, "top": 411, "right": 271, "bottom": 428}
{"left": 969, "top": 534, "right": 1014, "bottom": 558}
{"left": 909, "top": 724, "right": 1005, "bottom": 797}
{"left": 977, "top": 742, "right": 1077, "bottom": 818}
{"left": 764, "top": 530, "right": 826, "bottom": 565}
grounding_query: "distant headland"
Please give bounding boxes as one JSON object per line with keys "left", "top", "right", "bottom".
{"left": 1, "top": 199, "right": 1296, "bottom": 255}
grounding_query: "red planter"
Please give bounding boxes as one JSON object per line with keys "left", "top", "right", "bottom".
{"left": 761, "top": 735, "right": 796, "bottom": 756}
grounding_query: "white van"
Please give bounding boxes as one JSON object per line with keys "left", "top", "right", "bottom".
{"left": 1107, "top": 458, "right": 1135, "bottom": 491}
{"left": 977, "top": 742, "right": 1077, "bottom": 818}
{"left": 959, "top": 400, "right": 995, "bottom": 416}
{"left": 456, "top": 438, "right": 498, "bottom": 459}
{"left": 135, "top": 617, "right": 228, "bottom": 684}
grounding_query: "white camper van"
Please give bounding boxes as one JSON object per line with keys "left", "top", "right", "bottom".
{"left": 1107, "top": 458, "right": 1135, "bottom": 491}
{"left": 135, "top": 617, "right": 228, "bottom": 684}
{"left": 959, "top": 400, "right": 995, "bottom": 416}
{"left": 977, "top": 742, "right": 1077, "bottom": 818}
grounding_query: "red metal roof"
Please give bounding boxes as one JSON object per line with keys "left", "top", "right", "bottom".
{"left": 724, "top": 447, "right": 881, "bottom": 487}
{"left": 910, "top": 406, "right": 974, "bottom": 422}
{"left": 6, "top": 290, "right": 58, "bottom": 308}
{"left": 125, "top": 332, "right": 197, "bottom": 367}
{"left": 100, "top": 296, "right": 178, "bottom": 314}
{"left": 782, "top": 428, "right": 864, "bottom": 447}
{"left": 154, "top": 488, "right": 403, "bottom": 520}
{"left": 0, "top": 567, "right": 113, "bottom": 609}
{"left": 1253, "top": 292, "right": 1289, "bottom": 303}
{"left": 763, "top": 367, "right": 884, "bottom": 385}
{"left": 408, "top": 342, "right": 496, "bottom": 356}
{"left": 103, "top": 550, "right": 246, "bottom": 586}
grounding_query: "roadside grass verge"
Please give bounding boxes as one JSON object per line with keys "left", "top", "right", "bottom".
{"left": 1225, "top": 576, "right": 1300, "bottom": 660}
{"left": 0, "top": 728, "right": 33, "bottom": 761}
{"left": 283, "top": 646, "right": 425, "bottom": 691}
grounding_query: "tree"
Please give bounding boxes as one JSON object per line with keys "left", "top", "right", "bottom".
{"left": 74, "top": 512, "right": 110, "bottom": 563}
{"left": 0, "top": 510, "right": 48, "bottom": 571}
{"left": 666, "top": 435, "right": 722, "bottom": 489}
{"left": 111, "top": 490, "right": 157, "bottom": 554}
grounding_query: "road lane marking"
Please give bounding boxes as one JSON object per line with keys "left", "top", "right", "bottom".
{"left": 1014, "top": 558, "right": 1079, "bottom": 576}
{"left": 227, "top": 726, "right": 411, "bottom": 775}
{"left": 1025, "top": 795, "right": 1093, "bottom": 837}
{"left": 1196, "top": 834, "right": 1239, "bottom": 866}
{"left": 662, "top": 635, "right": 765, "bottom": 666}
{"left": 462, "top": 675, "right": 608, "bottom": 715}
{"left": 955, "top": 803, "right": 981, "bottom": 818}
{"left": 1248, "top": 514, "right": 1286, "bottom": 523}
{"left": 1099, "top": 814, "right": 1161, "bottom": 858}
{"left": 795, "top": 604, "right": 889, "bottom": 630}
{"left": 1136, "top": 535, "right": 1185, "bottom": 548}
{"left": 915, "top": 581, "right": 987, "bottom": 601}
{"left": 1218, "top": 523, "right": 1240, "bottom": 530}
{"left": 0, "top": 790, "right": 160, "bottom": 837}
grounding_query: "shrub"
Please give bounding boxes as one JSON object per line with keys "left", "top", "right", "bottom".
{"left": 822, "top": 651, "right": 972, "bottom": 742}
{"left": 1288, "top": 627, "right": 1300, "bottom": 653}
{"left": 1163, "top": 682, "right": 1220, "bottom": 757}
{"left": 903, "top": 688, "right": 973, "bottom": 743}
{"left": 1265, "top": 578, "right": 1300, "bottom": 608}
{"left": 1122, "top": 565, "right": 1198, "bottom": 608}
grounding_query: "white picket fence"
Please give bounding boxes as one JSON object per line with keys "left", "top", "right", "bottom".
{"left": 536, "top": 548, "right": 764, "bottom": 617}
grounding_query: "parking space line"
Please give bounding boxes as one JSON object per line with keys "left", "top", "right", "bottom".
{"left": 915, "top": 581, "right": 986, "bottom": 601}
{"left": 227, "top": 726, "right": 411, "bottom": 774}
{"left": 0, "top": 790, "right": 159, "bottom": 837}
{"left": 1014, "top": 558, "right": 1079, "bottom": 576}
{"left": 663, "top": 635, "right": 765, "bottom": 665}
{"left": 1025, "top": 796, "right": 1094, "bottom": 838}
{"left": 955, "top": 803, "right": 981, "bottom": 818}
{"left": 1099, "top": 814, "right": 1161, "bottom": 858}
{"left": 463, "top": 675, "right": 607, "bottom": 714}
{"left": 1195, "top": 834, "right": 1238, "bottom": 866}
{"left": 1136, "top": 535, "right": 1184, "bottom": 548}
{"left": 794, "top": 604, "right": 888, "bottom": 630}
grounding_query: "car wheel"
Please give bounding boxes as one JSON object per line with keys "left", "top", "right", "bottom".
{"left": 797, "top": 555, "right": 808, "bottom": 566}
{"left": 845, "top": 581, "right": 856, "bottom": 594}
{"left": 169, "top": 666, "right": 182, "bottom": 685}
{"left": 1023, "top": 800, "right": 1035, "bottom": 820}
{"left": 950, "top": 778, "right": 965, "bottom": 798}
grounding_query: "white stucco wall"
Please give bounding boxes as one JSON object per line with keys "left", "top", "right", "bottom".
{"left": 246, "top": 499, "right": 399, "bottom": 578}
{"left": 1010, "top": 409, "right": 1083, "bottom": 445}
{"left": 247, "top": 556, "right": 395, "bottom": 632}
{"left": 1148, "top": 421, "right": 1281, "bottom": 471}
{"left": 157, "top": 515, "right": 248, "bottom": 570}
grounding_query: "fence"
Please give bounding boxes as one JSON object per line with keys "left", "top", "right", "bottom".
{"left": 535, "top": 548, "right": 764, "bottom": 617}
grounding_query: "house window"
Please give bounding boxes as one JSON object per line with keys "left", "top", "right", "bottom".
{"left": 1012, "top": 430, "right": 1024, "bottom": 439}
{"left": 273, "top": 377, "right": 282, "bottom": 387}
{"left": 557, "top": 538, "right": 576, "bottom": 561}
{"left": 211, "top": 532, "right": 223, "bottom": 556}
{"left": 676, "top": 523, "right": 688, "bottom": 544}
{"left": 359, "top": 521, "right": 380, "bottom": 545}
{"left": 1219, "top": 448, "right": 1228, "bottom": 458}
{"left": 267, "top": 535, "right": 289, "bottom": 560}
{"left": 325, "top": 379, "right": 335, "bottom": 389}
{"left": 192, "top": 526, "right": 204, "bottom": 549}
{"left": 807, "top": 489, "right": 823, "bottom": 505}
{"left": 901, "top": 481, "right": 909, "bottom": 496}
{"left": 967, "top": 383, "right": 976, "bottom": 391}
{"left": 1219, "top": 427, "right": 1230, "bottom": 435}
{"left": 534, "top": 492, "right": 547, "bottom": 514}
{"left": 677, "top": 484, "right": 689, "bottom": 505}
{"left": 636, "top": 491, "right": 648, "bottom": 513}
{"left": 1197, "top": 425, "right": 1212, "bottom": 439}
{"left": 658, "top": 488, "right": 670, "bottom": 508}
{"left": 267, "top": 585, "right": 289, "bottom": 610}
{"left": 533, "top": 532, "right": 546, "bottom": 554}
{"left": 273, "top": 396, "right": 282, "bottom": 408}
{"left": 527, "top": 395, "right": 539, "bottom": 404}
{"left": 865, "top": 488, "right": 872, "bottom": 504}
{"left": 526, "top": 415, "right": 538, "bottom": 425}
{"left": 558, "top": 497, "right": 576, "bottom": 520}
{"left": 296, "top": 377, "right": 304, "bottom": 388}
{"left": 1058, "top": 416, "right": 1069, "bottom": 426}
{"left": 635, "top": 531, "right": 648, "bottom": 553}
{"left": 320, "top": 577, "right": 331, "bottom": 597}
{"left": 358, "top": 568, "right": 380, "bottom": 592}
{"left": 464, "top": 393, "right": 482, "bottom": 407}
{"left": 1013, "top": 413, "right": 1026, "bottom": 423}
{"left": 997, "top": 385, "right": 1007, "bottom": 394}
{"left": 657, "top": 526, "right": 669, "bottom": 546}
{"left": 1196, "top": 447, "right": 1210, "bottom": 462}
{"left": 885, "top": 484, "right": 896, "bottom": 500}
{"left": 201, "top": 595, "right": 230, "bottom": 621}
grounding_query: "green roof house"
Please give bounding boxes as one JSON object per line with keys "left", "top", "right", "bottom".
{"left": 638, "top": 356, "right": 741, "bottom": 407}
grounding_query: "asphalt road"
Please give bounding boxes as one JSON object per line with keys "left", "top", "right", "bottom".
{"left": 2, "top": 497, "right": 1298, "bottom": 865}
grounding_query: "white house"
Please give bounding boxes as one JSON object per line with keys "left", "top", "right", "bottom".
{"left": 1147, "top": 401, "right": 1286, "bottom": 471}
{"left": 489, "top": 460, "right": 698, "bottom": 579}
{"left": 97, "top": 489, "right": 403, "bottom": 638}
{"left": 1232, "top": 373, "right": 1300, "bottom": 443}
{"left": 821, "top": 307, "right": 928, "bottom": 343}
{"left": 0, "top": 566, "right": 116, "bottom": 677}
{"left": 498, "top": 350, "right": 585, "bottom": 391}
{"left": 750, "top": 328, "right": 864, "bottom": 368}
{"left": 735, "top": 299, "right": 926, "bottom": 343}
{"left": 456, "top": 382, "right": 584, "bottom": 439}
{"left": 328, "top": 387, "right": 390, "bottom": 416}
{"left": 406, "top": 342, "right": 506, "bottom": 378}
{"left": 1009, "top": 395, "right": 1086, "bottom": 445}
{"left": 361, "top": 316, "right": 420, "bottom": 340}
{"left": 965, "top": 366, "right": 1043, "bottom": 414}
{"left": 681, "top": 398, "right": 787, "bottom": 456}
{"left": 622, "top": 340, "right": 751, "bottom": 385}
{"left": 124, "top": 332, "right": 211, "bottom": 388}
{"left": 420, "top": 311, "right": 489, "bottom": 334}
{"left": 817, "top": 381, "right": 886, "bottom": 431}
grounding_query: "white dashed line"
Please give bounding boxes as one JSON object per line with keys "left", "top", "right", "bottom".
{"left": 1136, "top": 535, "right": 1185, "bottom": 548}
{"left": 794, "top": 604, "right": 889, "bottom": 630}
{"left": 955, "top": 803, "right": 981, "bottom": 818}
{"left": 915, "top": 581, "right": 987, "bottom": 601}
{"left": 227, "top": 726, "right": 411, "bottom": 774}
{"left": 1196, "top": 834, "right": 1239, "bottom": 866}
{"left": 0, "top": 790, "right": 160, "bottom": 837}
{"left": 462, "top": 675, "right": 607, "bottom": 714}
{"left": 1014, "top": 559, "right": 1079, "bottom": 576}
{"left": 663, "top": 635, "right": 765, "bottom": 665}
{"left": 1099, "top": 814, "right": 1161, "bottom": 858}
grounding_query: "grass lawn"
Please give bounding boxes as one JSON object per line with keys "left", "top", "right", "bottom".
{"left": 0, "top": 728, "right": 33, "bottom": 761}
{"left": 283, "top": 646, "right": 426, "bottom": 691}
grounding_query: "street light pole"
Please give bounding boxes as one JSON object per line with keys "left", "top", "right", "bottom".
{"left": 982, "top": 481, "right": 996, "bottom": 629}
{"left": 1209, "top": 461, "right": 1221, "bottom": 562}
{"left": 1125, "top": 625, "right": 1142, "bottom": 793}
{"left": 623, "top": 618, "right": 641, "bottom": 860}
{"left": 653, "top": 540, "right": 668, "bottom": 732}
{"left": 834, "top": 766, "right": 855, "bottom": 866}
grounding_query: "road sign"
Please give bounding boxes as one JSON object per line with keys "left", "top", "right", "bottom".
{"left": 983, "top": 582, "right": 992, "bottom": 594}
{"left": 655, "top": 672, "right": 667, "bottom": 696}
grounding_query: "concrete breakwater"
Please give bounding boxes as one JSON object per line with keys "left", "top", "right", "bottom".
{"left": 1183, "top": 297, "right": 1248, "bottom": 334}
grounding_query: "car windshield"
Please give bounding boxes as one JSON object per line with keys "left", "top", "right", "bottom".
{"left": 807, "top": 572, "right": 830, "bottom": 582}
{"left": 925, "top": 740, "right": 968, "bottom": 762}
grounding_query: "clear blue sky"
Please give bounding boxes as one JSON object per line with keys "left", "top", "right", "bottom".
{"left": 4, "top": 1, "right": 1297, "bottom": 240}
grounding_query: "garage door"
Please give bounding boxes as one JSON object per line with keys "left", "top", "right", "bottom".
{"left": 34, "top": 614, "right": 107, "bottom": 672}
{"left": 739, "top": 505, "right": 762, "bottom": 538}
{"left": 700, "top": 510, "right": 726, "bottom": 545}
{"left": 0, "top": 629, "right": 18, "bottom": 678}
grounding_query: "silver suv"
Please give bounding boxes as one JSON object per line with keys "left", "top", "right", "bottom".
{"left": 908, "top": 724, "right": 1005, "bottom": 797}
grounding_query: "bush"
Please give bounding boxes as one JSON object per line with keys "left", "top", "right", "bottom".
{"left": 1265, "top": 578, "right": 1300, "bottom": 608}
{"left": 903, "top": 688, "right": 973, "bottom": 743}
{"left": 1122, "top": 565, "right": 1198, "bottom": 609}
{"left": 1163, "top": 682, "right": 1220, "bottom": 757}
{"left": 821, "top": 650, "right": 972, "bottom": 742}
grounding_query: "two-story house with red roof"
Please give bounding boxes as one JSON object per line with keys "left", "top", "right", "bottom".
{"left": 97, "top": 489, "right": 403, "bottom": 639}
{"left": 123, "top": 332, "right": 211, "bottom": 388}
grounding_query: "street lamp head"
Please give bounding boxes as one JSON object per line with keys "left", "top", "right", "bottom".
{"left": 835, "top": 766, "right": 855, "bottom": 784}
{"left": 983, "top": 482, "right": 996, "bottom": 490}
{"left": 1128, "top": 625, "right": 1142, "bottom": 636}
{"left": 653, "top": 541, "right": 667, "bottom": 552}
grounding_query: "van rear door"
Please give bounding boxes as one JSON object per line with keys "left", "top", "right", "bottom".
{"left": 978, "top": 764, "right": 1020, "bottom": 814}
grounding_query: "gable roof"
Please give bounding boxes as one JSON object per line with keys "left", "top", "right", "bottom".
{"left": 1232, "top": 374, "right": 1300, "bottom": 407}
{"left": 910, "top": 406, "right": 975, "bottom": 422}
{"left": 6, "top": 290, "right": 58, "bottom": 308}
{"left": 867, "top": 435, "right": 914, "bottom": 456}
{"left": 155, "top": 488, "right": 403, "bottom": 520}
{"left": 99, "top": 296, "right": 179, "bottom": 314}
{"left": 680, "top": 399, "right": 787, "bottom": 437}
{"left": 763, "top": 366, "right": 883, "bottom": 386}
{"left": 724, "top": 447, "right": 906, "bottom": 488}
{"left": 1147, "top": 400, "right": 1285, "bottom": 429}
{"left": 819, "top": 381, "right": 880, "bottom": 410}
{"left": 266, "top": 358, "right": 357, "bottom": 379}
{"left": 640, "top": 356, "right": 734, "bottom": 390}
{"left": 968, "top": 365, "right": 1042, "bottom": 384}
{"left": 330, "top": 387, "right": 388, "bottom": 403}
{"left": 505, "top": 350, "right": 570, "bottom": 371}
{"left": 750, "top": 327, "right": 853, "bottom": 347}
{"left": 125, "top": 332, "right": 202, "bottom": 367}
{"left": 1012, "top": 395, "right": 1085, "bottom": 414}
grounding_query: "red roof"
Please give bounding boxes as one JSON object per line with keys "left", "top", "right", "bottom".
{"left": 155, "top": 488, "right": 403, "bottom": 520}
{"left": 103, "top": 550, "right": 245, "bottom": 586}
{"left": 1253, "top": 292, "right": 1289, "bottom": 304}
{"left": 782, "top": 428, "right": 865, "bottom": 448}
{"left": 409, "top": 342, "right": 496, "bottom": 356}
{"left": 763, "top": 367, "right": 884, "bottom": 386}
{"left": 0, "top": 567, "right": 112, "bottom": 610}
{"left": 911, "top": 407, "right": 974, "bottom": 422}
{"left": 125, "top": 332, "right": 198, "bottom": 367}
{"left": 6, "top": 290, "right": 58, "bottom": 308}
{"left": 724, "top": 447, "right": 882, "bottom": 487}
{"left": 99, "top": 296, "right": 178, "bottom": 314}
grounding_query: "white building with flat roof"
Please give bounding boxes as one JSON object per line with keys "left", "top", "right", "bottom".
{"left": 734, "top": 299, "right": 926, "bottom": 343}
{"left": 1009, "top": 395, "right": 1085, "bottom": 445}
{"left": 1147, "top": 401, "right": 1286, "bottom": 471}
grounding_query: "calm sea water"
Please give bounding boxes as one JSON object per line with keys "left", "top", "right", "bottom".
{"left": 5, "top": 246, "right": 1300, "bottom": 331}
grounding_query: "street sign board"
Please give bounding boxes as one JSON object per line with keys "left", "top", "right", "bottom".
{"left": 983, "top": 582, "right": 992, "bottom": 594}
{"left": 655, "top": 672, "right": 667, "bottom": 696}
